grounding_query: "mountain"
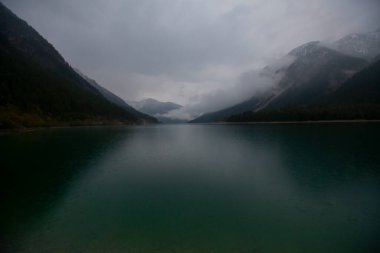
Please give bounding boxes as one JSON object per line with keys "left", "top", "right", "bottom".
{"left": 75, "top": 70, "right": 156, "bottom": 123}
{"left": 0, "top": 3, "right": 156, "bottom": 129}
{"left": 325, "top": 58, "right": 380, "bottom": 107}
{"left": 333, "top": 28, "right": 380, "bottom": 60}
{"left": 131, "top": 98, "right": 182, "bottom": 116}
{"left": 128, "top": 98, "right": 185, "bottom": 123}
{"left": 191, "top": 41, "right": 368, "bottom": 123}
{"left": 227, "top": 58, "right": 380, "bottom": 122}
{"left": 261, "top": 42, "right": 367, "bottom": 109}
{"left": 131, "top": 98, "right": 184, "bottom": 123}
{"left": 189, "top": 96, "right": 263, "bottom": 123}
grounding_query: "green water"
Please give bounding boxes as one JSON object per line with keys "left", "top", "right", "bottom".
{"left": 1, "top": 124, "right": 380, "bottom": 253}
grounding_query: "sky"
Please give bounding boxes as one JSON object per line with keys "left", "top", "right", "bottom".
{"left": 3, "top": 0, "right": 380, "bottom": 118}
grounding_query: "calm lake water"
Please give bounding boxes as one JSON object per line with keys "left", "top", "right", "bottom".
{"left": 1, "top": 124, "right": 380, "bottom": 253}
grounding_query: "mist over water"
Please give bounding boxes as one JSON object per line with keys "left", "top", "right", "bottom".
{"left": 1, "top": 124, "right": 380, "bottom": 252}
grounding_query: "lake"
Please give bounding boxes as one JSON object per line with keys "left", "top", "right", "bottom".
{"left": 1, "top": 124, "right": 380, "bottom": 253}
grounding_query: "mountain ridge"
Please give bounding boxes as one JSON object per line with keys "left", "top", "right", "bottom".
{"left": 226, "top": 58, "right": 380, "bottom": 122}
{"left": 191, "top": 31, "right": 378, "bottom": 123}
{"left": 131, "top": 98, "right": 182, "bottom": 116}
{"left": 0, "top": 2, "right": 157, "bottom": 128}
{"left": 130, "top": 98, "right": 184, "bottom": 123}
{"left": 333, "top": 28, "right": 380, "bottom": 60}
{"left": 75, "top": 70, "right": 156, "bottom": 123}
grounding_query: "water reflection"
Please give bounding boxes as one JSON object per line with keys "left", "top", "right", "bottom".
{"left": 1, "top": 127, "right": 131, "bottom": 243}
{"left": 1, "top": 124, "right": 380, "bottom": 253}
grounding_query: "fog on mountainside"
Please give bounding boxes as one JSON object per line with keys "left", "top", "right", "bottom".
{"left": 131, "top": 98, "right": 182, "bottom": 117}
{"left": 1, "top": 1, "right": 380, "bottom": 124}
{"left": 2, "top": 0, "right": 380, "bottom": 122}
{"left": 161, "top": 29, "right": 380, "bottom": 122}
{"left": 130, "top": 98, "right": 185, "bottom": 123}
{"left": 191, "top": 28, "right": 380, "bottom": 123}
{"left": 225, "top": 58, "right": 380, "bottom": 122}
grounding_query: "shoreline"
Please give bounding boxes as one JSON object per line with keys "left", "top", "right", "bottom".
{"left": 1, "top": 119, "right": 379, "bottom": 135}
{"left": 195, "top": 119, "right": 380, "bottom": 125}
{"left": 0, "top": 122, "right": 158, "bottom": 135}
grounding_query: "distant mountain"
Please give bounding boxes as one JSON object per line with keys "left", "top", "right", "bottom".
{"left": 0, "top": 3, "right": 156, "bottom": 128}
{"left": 227, "top": 59, "right": 380, "bottom": 122}
{"left": 189, "top": 96, "right": 263, "bottom": 123}
{"left": 333, "top": 28, "right": 380, "bottom": 60}
{"left": 131, "top": 98, "right": 182, "bottom": 116}
{"left": 191, "top": 41, "right": 368, "bottom": 123}
{"left": 130, "top": 98, "right": 184, "bottom": 123}
{"left": 262, "top": 41, "right": 367, "bottom": 109}
{"left": 75, "top": 70, "right": 156, "bottom": 123}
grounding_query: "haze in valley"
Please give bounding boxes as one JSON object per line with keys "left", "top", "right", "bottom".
{"left": 4, "top": 0, "right": 380, "bottom": 120}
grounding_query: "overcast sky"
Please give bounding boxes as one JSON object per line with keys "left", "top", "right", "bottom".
{"left": 3, "top": 0, "right": 380, "bottom": 116}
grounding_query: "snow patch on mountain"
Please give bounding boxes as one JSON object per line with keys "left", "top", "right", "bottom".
{"left": 333, "top": 28, "right": 380, "bottom": 60}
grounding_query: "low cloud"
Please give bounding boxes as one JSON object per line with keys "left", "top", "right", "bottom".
{"left": 164, "top": 55, "right": 296, "bottom": 120}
